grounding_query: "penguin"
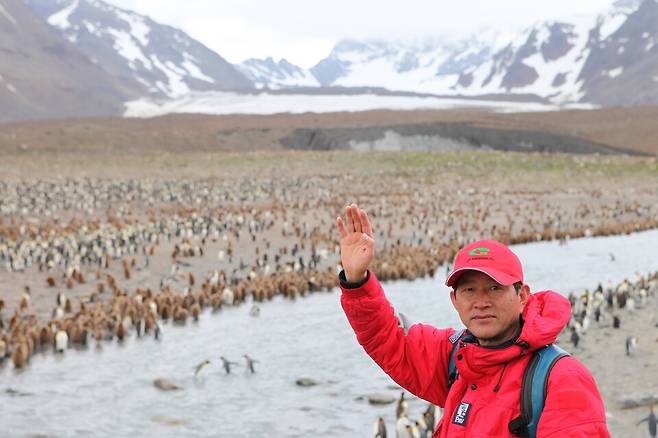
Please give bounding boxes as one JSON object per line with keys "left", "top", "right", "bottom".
{"left": 410, "top": 421, "right": 421, "bottom": 438}
{"left": 55, "top": 329, "right": 68, "bottom": 353}
{"left": 56, "top": 291, "right": 66, "bottom": 308}
{"left": 19, "top": 287, "right": 30, "bottom": 311}
{"left": 243, "top": 354, "right": 258, "bottom": 373}
{"left": 594, "top": 305, "right": 602, "bottom": 323}
{"left": 424, "top": 404, "right": 442, "bottom": 431}
{"left": 416, "top": 414, "right": 428, "bottom": 437}
{"left": 0, "top": 337, "right": 8, "bottom": 361}
{"left": 636, "top": 405, "right": 657, "bottom": 438}
{"left": 219, "top": 356, "right": 238, "bottom": 374}
{"left": 625, "top": 336, "right": 638, "bottom": 356}
{"left": 396, "top": 392, "right": 408, "bottom": 419}
{"left": 11, "top": 341, "right": 29, "bottom": 368}
{"left": 570, "top": 328, "right": 580, "bottom": 349}
{"left": 194, "top": 360, "right": 210, "bottom": 378}
{"left": 136, "top": 318, "right": 146, "bottom": 338}
{"left": 395, "top": 413, "right": 410, "bottom": 438}
{"left": 373, "top": 417, "right": 387, "bottom": 438}
{"left": 613, "top": 315, "right": 621, "bottom": 329}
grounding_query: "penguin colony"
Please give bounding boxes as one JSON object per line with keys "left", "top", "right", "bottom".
{"left": 1, "top": 175, "right": 658, "bottom": 370}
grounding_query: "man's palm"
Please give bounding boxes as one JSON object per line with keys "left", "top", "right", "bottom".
{"left": 341, "top": 233, "right": 374, "bottom": 278}
{"left": 336, "top": 204, "right": 375, "bottom": 282}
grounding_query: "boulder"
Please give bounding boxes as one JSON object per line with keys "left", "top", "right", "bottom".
{"left": 295, "top": 377, "right": 319, "bottom": 387}
{"left": 366, "top": 393, "right": 397, "bottom": 405}
{"left": 617, "top": 393, "right": 658, "bottom": 409}
{"left": 153, "top": 378, "right": 181, "bottom": 391}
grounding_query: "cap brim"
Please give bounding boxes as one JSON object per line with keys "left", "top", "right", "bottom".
{"left": 445, "top": 267, "right": 520, "bottom": 287}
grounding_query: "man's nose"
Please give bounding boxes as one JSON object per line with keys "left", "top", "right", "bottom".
{"left": 472, "top": 289, "right": 492, "bottom": 307}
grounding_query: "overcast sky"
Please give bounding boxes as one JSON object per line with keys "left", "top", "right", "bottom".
{"left": 105, "top": 0, "right": 616, "bottom": 68}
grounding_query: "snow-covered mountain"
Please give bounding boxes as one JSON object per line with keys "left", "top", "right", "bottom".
{"left": 25, "top": 0, "right": 253, "bottom": 98}
{"left": 452, "top": 1, "right": 655, "bottom": 104}
{"left": 237, "top": 57, "right": 319, "bottom": 89}
{"left": 244, "top": 0, "right": 657, "bottom": 106}
{"left": 0, "top": 0, "right": 129, "bottom": 122}
{"left": 4, "top": 0, "right": 656, "bottom": 123}
{"left": 309, "top": 30, "right": 516, "bottom": 96}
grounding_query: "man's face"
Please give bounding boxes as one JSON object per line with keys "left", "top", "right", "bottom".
{"left": 450, "top": 270, "right": 529, "bottom": 346}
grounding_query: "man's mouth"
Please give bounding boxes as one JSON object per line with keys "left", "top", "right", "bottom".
{"left": 471, "top": 315, "right": 496, "bottom": 321}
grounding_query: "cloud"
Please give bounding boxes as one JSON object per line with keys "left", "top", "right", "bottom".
{"left": 105, "top": 0, "right": 616, "bottom": 67}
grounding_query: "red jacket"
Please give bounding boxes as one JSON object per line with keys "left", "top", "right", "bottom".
{"left": 340, "top": 271, "right": 610, "bottom": 437}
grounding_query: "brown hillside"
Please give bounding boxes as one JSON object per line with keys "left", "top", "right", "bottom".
{"left": 0, "top": 107, "right": 656, "bottom": 156}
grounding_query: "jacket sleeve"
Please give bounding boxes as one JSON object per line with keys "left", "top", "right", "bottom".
{"left": 537, "top": 356, "right": 611, "bottom": 437}
{"left": 340, "top": 270, "right": 454, "bottom": 406}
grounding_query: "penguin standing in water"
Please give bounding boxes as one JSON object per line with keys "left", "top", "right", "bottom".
{"left": 243, "top": 354, "right": 258, "bottom": 373}
{"left": 219, "top": 356, "right": 238, "bottom": 374}
{"left": 55, "top": 328, "right": 68, "bottom": 353}
{"left": 636, "top": 405, "right": 657, "bottom": 438}
{"left": 194, "top": 360, "right": 210, "bottom": 378}
{"left": 372, "top": 417, "right": 387, "bottom": 438}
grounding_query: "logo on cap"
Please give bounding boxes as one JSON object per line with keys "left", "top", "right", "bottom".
{"left": 468, "top": 247, "right": 490, "bottom": 256}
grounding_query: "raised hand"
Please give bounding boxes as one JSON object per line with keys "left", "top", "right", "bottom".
{"left": 336, "top": 203, "right": 375, "bottom": 283}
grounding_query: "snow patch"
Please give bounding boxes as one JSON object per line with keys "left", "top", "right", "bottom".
{"left": 107, "top": 28, "right": 152, "bottom": 70}
{"left": 83, "top": 21, "right": 100, "bottom": 36}
{"left": 48, "top": 0, "right": 80, "bottom": 29}
{"left": 149, "top": 56, "right": 190, "bottom": 96}
{"left": 0, "top": 2, "right": 16, "bottom": 24}
{"left": 182, "top": 58, "right": 215, "bottom": 84}
{"left": 123, "top": 92, "right": 593, "bottom": 119}
{"left": 116, "top": 10, "right": 150, "bottom": 46}
{"left": 598, "top": 13, "right": 627, "bottom": 40}
{"left": 608, "top": 67, "right": 623, "bottom": 78}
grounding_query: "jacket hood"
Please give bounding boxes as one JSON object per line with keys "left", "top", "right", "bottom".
{"left": 456, "top": 290, "right": 571, "bottom": 380}
{"left": 518, "top": 290, "right": 571, "bottom": 350}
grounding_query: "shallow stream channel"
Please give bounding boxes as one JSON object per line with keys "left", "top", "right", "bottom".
{"left": 2, "top": 229, "right": 658, "bottom": 437}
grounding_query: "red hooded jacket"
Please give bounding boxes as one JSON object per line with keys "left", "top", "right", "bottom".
{"left": 340, "top": 271, "right": 610, "bottom": 437}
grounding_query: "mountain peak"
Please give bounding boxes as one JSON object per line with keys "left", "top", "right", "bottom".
{"left": 26, "top": 0, "right": 252, "bottom": 98}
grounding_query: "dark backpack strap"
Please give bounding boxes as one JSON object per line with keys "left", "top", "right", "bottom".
{"left": 509, "top": 344, "right": 569, "bottom": 438}
{"left": 447, "top": 329, "right": 465, "bottom": 389}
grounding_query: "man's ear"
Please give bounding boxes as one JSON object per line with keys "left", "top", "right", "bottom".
{"left": 450, "top": 290, "right": 457, "bottom": 307}
{"left": 519, "top": 284, "right": 531, "bottom": 308}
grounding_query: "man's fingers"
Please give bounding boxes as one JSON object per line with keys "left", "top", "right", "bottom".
{"left": 351, "top": 203, "right": 363, "bottom": 234}
{"left": 360, "top": 209, "right": 373, "bottom": 238}
{"left": 336, "top": 217, "right": 348, "bottom": 239}
{"left": 345, "top": 205, "right": 355, "bottom": 233}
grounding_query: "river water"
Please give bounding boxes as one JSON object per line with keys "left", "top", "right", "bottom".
{"left": 2, "top": 229, "right": 658, "bottom": 437}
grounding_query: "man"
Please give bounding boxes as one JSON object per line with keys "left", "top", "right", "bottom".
{"left": 336, "top": 203, "right": 610, "bottom": 437}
